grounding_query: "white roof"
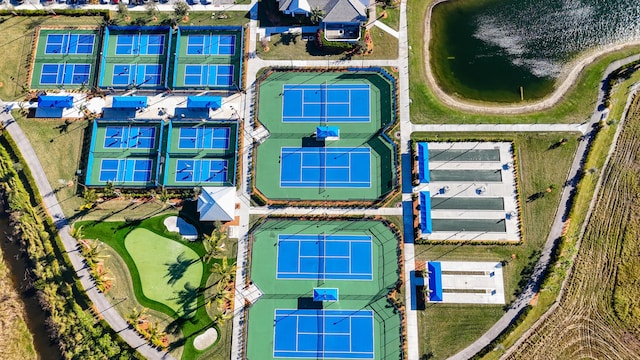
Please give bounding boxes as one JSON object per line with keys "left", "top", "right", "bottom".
{"left": 290, "top": 0, "right": 311, "bottom": 12}
{"left": 197, "top": 187, "right": 235, "bottom": 222}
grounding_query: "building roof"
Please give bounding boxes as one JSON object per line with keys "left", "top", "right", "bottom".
{"left": 38, "top": 95, "right": 74, "bottom": 108}
{"left": 278, "top": 0, "right": 366, "bottom": 22}
{"left": 316, "top": 126, "right": 339, "bottom": 139}
{"left": 197, "top": 187, "right": 235, "bottom": 222}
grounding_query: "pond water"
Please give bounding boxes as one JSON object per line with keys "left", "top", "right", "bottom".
{"left": 430, "top": 0, "right": 640, "bottom": 102}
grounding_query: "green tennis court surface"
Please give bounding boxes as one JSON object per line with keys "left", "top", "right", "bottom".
{"left": 30, "top": 28, "right": 99, "bottom": 89}
{"left": 247, "top": 220, "right": 401, "bottom": 360}
{"left": 254, "top": 70, "right": 397, "bottom": 201}
{"left": 124, "top": 228, "right": 203, "bottom": 316}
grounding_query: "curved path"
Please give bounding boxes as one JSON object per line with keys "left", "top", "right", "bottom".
{"left": 423, "top": 0, "right": 640, "bottom": 115}
{"left": 448, "top": 54, "right": 640, "bottom": 360}
{"left": 0, "top": 106, "right": 175, "bottom": 360}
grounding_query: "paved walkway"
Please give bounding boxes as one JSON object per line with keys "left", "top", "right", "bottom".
{"left": 412, "top": 123, "right": 589, "bottom": 134}
{"left": 374, "top": 20, "right": 399, "bottom": 39}
{"left": 448, "top": 52, "right": 640, "bottom": 360}
{"left": 0, "top": 104, "right": 174, "bottom": 360}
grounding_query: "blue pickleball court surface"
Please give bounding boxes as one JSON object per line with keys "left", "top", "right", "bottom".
{"left": 175, "top": 159, "right": 228, "bottom": 183}
{"left": 112, "top": 64, "right": 162, "bottom": 86}
{"left": 45, "top": 33, "right": 95, "bottom": 54}
{"left": 184, "top": 64, "right": 234, "bottom": 86}
{"left": 40, "top": 63, "right": 91, "bottom": 85}
{"left": 276, "top": 234, "right": 373, "bottom": 280}
{"left": 274, "top": 309, "right": 374, "bottom": 359}
{"left": 280, "top": 147, "right": 371, "bottom": 188}
{"left": 178, "top": 126, "right": 230, "bottom": 150}
{"left": 282, "top": 84, "right": 370, "bottom": 123}
{"left": 103, "top": 126, "right": 156, "bottom": 149}
{"left": 99, "top": 158, "right": 153, "bottom": 183}
{"left": 115, "top": 33, "right": 165, "bottom": 55}
{"left": 186, "top": 34, "right": 236, "bottom": 55}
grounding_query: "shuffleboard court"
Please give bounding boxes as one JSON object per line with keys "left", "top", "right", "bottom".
{"left": 184, "top": 64, "right": 234, "bottom": 86}
{"left": 112, "top": 64, "right": 162, "bottom": 86}
{"left": 99, "top": 158, "right": 153, "bottom": 182}
{"left": 280, "top": 147, "right": 371, "bottom": 188}
{"left": 276, "top": 234, "right": 373, "bottom": 280}
{"left": 187, "top": 34, "right": 236, "bottom": 55}
{"left": 104, "top": 125, "right": 156, "bottom": 149}
{"left": 115, "top": 33, "right": 165, "bottom": 55}
{"left": 282, "top": 84, "right": 370, "bottom": 123}
{"left": 175, "top": 159, "right": 228, "bottom": 183}
{"left": 40, "top": 63, "right": 91, "bottom": 85}
{"left": 45, "top": 33, "right": 95, "bottom": 55}
{"left": 178, "top": 126, "right": 230, "bottom": 150}
{"left": 274, "top": 309, "right": 374, "bottom": 359}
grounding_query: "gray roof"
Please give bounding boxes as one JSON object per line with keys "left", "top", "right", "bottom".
{"left": 278, "top": 0, "right": 367, "bottom": 22}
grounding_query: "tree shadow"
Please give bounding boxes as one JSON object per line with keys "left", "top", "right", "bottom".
{"left": 172, "top": 281, "right": 199, "bottom": 318}
{"left": 165, "top": 252, "right": 199, "bottom": 286}
{"left": 526, "top": 192, "right": 545, "bottom": 203}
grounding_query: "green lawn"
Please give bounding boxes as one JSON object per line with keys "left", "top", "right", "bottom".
{"left": 377, "top": 5, "right": 400, "bottom": 31}
{"left": 125, "top": 228, "right": 203, "bottom": 317}
{"left": 412, "top": 132, "right": 579, "bottom": 359}
{"left": 78, "top": 214, "right": 234, "bottom": 360}
{"left": 111, "top": 10, "right": 250, "bottom": 26}
{"left": 406, "top": 0, "right": 640, "bottom": 124}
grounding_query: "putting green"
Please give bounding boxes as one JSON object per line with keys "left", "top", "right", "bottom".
{"left": 125, "top": 228, "right": 203, "bottom": 316}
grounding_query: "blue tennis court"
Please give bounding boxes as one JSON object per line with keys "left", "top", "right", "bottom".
{"left": 99, "top": 158, "right": 153, "bottom": 182}
{"left": 104, "top": 126, "right": 156, "bottom": 149}
{"left": 178, "top": 126, "right": 230, "bottom": 150}
{"left": 115, "top": 34, "right": 165, "bottom": 55}
{"left": 280, "top": 147, "right": 371, "bottom": 188}
{"left": 186, "top": 34, "right": 236, "bottom": 55}
{"left": 276, "top": 234, "right": 373, "bottom": 280}
{"left": 40, "top": 63, "right": 91, "bottom": 85}
{"left": 112, "top": 64, "right": 162, "bottom": 86}
{"left": 45, "top": 33, "right": 95, "bottom": 54}
{"left": 184, "top": 65, "right": 234, "bottom": 86}
{"left": 274, "top": 309, "right": 374, "bottom": 359}
{"left": 175, "top": 159, "right": 228, "bottom": 183}
{"left": 282, "top": 84, "right": 370, "bottom": 123}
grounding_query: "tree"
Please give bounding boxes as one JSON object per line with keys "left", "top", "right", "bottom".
{"left": 212, "top": 256, "right": 236, "bottom": 287}
{"left": 83, "top": 188, "right": 98, "bottom": 204}
{"left": 202, "top": 223, "right": 228, "bottom": 262}
{"left": 126, "top": 307, "right": 148, "bottom": 327}
{"left": 211, "top": 311, "right": 231, "bottom": 326}
{"left": 117, "top": 2, "right": 129, "bottom": 19}
{"left": 206, "top": 283, "right": 233, "bottom": 311}
{"left": 310, "top": 6, "right": 325, "bottom": 24}
{"left": 173, "top": 1, "right": 190, "bottom": 18}
{"left": 145, "top": 2, "right": 159, "bottom": 19}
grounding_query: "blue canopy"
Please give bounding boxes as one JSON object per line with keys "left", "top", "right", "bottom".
{"left": 419, "top": 191, "right": 432, "bottom": 234}
{"left": 427, "top": 262, "right": 443, "bottom": 302}
{"left": 316, "top": 126, "right": 339, "bottom": 139}
{"left": 112, "top": 96, "right": 147, "bottom": 108}
{"left": 187, "top": 96, "right": 222, "bottom": 109}
{"left": 418, "top": 142, "right": 430, "bottom": 183}
{"left": 313, "top": 288, "right": 338, "bottom": 302}
{"left": 38, "top": 95, "right": 73, "bottom": 108}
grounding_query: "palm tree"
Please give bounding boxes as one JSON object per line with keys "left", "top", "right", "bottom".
{"left": 202, "top": 224, "right": 228, "bottom": 262}
{"left": 126, "top": 307, "right": 148, "bottom": 327}
{"left": 211, "top": 311, "right": 231, "bottom": 327}
{"left": 206, "top": 284, "right": 233, "bottom": 311}
{"left": 69, "top": 225, "right": 84, "bottom": 240}
{"left": 310, "top": 7, "right": 325, "bottom": 24}
{"left": 211, "top": 256, "right": 236, "bottom": 287}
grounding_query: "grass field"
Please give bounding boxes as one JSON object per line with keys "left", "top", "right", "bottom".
{"left": 377, "top": 5, "right": 400, "bottom": 31}
{"left": 503, "top": 86, "right": 640, "bottom": 359}
{"left": 0, "top": 15, "right": 104, "bottom": 100}
{"left": 125, "top": 228, "right": 204, "bottom": 316}
{"left": 412, "top": 132, "right": 579, "bottom": 359}
{"left": 111, "top": 10, "right": 250, "bottom": 27}
{"left": 406, "top": 0, "right": 640, "bottom": 124}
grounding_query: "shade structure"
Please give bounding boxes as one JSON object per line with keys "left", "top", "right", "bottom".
{"left": 427, "top": 261, "right": 443, "bottom": 302}
{"left": 187, "top": 96, "right": 222, "bottom": 110}
{"left": 419, "top": 191, "right": 432, "bottom": 234}
{"left": 197, "top": 186, "right": 235, "bottom": 221}
{"left": 38, "top": 95, "right": 73, "bottom": 108}
{"left": 112, "top": 96, "right": 148, "bottom": 108}
{"left": 313, "top": 288, "right": 338, "bottom": 302}
{"left": 316, "top": 126, "right": 340, "bottom": 140}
